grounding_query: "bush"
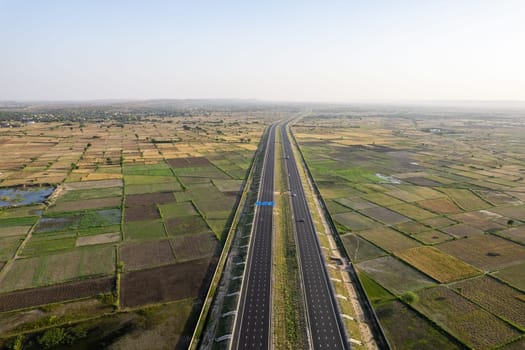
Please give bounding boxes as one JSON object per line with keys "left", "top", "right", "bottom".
{"left": 401, "top": 291, "right": 419, "bottom": 304}
{"left": 38, "top": 327, "right": 66, "bottom": 349}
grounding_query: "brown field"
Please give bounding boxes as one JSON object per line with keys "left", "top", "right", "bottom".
{"left": 333, "top": 211, "right": 379, "bottom": 231}
{"left": 170, "top": 232, "right": 219, "bottom": 261}
{"left": 497, "top": 226, "right": 525, "bottom": 244}
{"left": 451, "top": 276, "right": 525, "bottom": 328}
{"left": 120, "top": 258, "right": 213, "bottom": 308}
{"left": 124, "top": 204, "right": 161, "bottom": 222}
{"left": 421, "top": 216, "right": 457, "bottom": 228}
{"left": 415, "top": 286, "right": 521, "bottom": 350}
{"left": 76, "top": 232, "right": 121, "bottom": 247}
{"left": 0, "top": 277, "right": 114, "bottom": 313}
{"left": 396, "top": 246, "right": 481, "bottom": 283}
{"left": 389, "top": 203, "right": 437, "bottom": 221}
{"left": 125, "top": 192, "right": 175, "bottom": 206}
{"left": 394, "top": 221, "right": 431, "bottom": 235}
{"left": 358, "top": 227, "right": 420, "bottom": 253}
{"left": 49, "top": 196, "right": 121, "bottom": 212}
{"left": 360, "top": 206, "right": 409, "bottom": 225}
{"left": 449, "top": 211, "right": 506, "bottom": 231}
{"left": 439, "top": 188, "right": 491, "bottom": 211}
{"left": 120, "top": 239, "right": 176, "bottom": 271}
{"left": 490, "top": 204, "right": 525, "bottom": 221}
{"left": 63, "top": 179, "right": 123, "bottom": 190}
{"left": 492, "top": 262, "right": 525, "bottom": 292}
{"left": 442, "top": 223, "right": 484, "bottom": 238}
{"left": 412, "top": 230, "right": 454, "bottom": 244}
{"left": 438, "top": 235, "right": 525, "bottom": 271}
{"left": 0, "top": 226, "right": 32, "bottom": 237}
{"left": 167, "top": 157, "right": 212, "bottom": 168}
{"left": 418, "top": 198, "right": 462, "bottom": 214}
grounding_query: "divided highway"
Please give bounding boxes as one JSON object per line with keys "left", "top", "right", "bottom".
{"left": 281, "top": 122, "right": 350, "bottom": 350}
{"left": 231, "top": 123, "right": 277, "bottom": 350}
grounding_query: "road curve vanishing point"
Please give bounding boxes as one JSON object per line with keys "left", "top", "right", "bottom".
{"left": 231, "top": 123, "right": 277, "bottom": 350}
{"left": 281, "top": 122, "right": 351, "bottom": 350}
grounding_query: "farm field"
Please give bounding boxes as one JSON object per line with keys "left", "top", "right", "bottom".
{"left": 295, "top": 112, "right": 525, "bottom": 349}
{"left": 0, "top": 104, "right": 269, "bottom": 349}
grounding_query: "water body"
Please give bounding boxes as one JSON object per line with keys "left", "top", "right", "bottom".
{"left": 0, "top": 187, "right": 54, "bottom": 207}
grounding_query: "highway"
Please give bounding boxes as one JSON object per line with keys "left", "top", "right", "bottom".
{"left": 281, "top": 122, "right": 350, "bottom": 350}
{"left": 231, "top": 123, "right": 277, "bottom": 350}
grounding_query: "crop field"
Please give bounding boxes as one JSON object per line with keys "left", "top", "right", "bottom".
{"left": 358, "top": 227, "right": 420, "bottom": 252}
{"left": 451, "top": 276, "right": 525, "bottom": 329}
{"left": 395, "top": 246, "right": 481, "bottom": 283}
{"left": 375, "top": 300, "right": 463, "bottom": 350}
{"left": 356, "top": 256, "right": 435, "bottom": 295}
{"left": 0, "top": 108, "right": 267, "bottom": 348}
{"left": 295, "top": 113, "right": 525, "bottom": 349}
{"left": 415, "top": 287, "right": 521, "bottom": 349}
{"left": 438, "top": 234, "right": 525, "bottom": 271}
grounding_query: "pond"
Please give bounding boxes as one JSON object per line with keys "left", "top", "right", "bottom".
{"left": 0, "top": 187, "right": 54, "bottom": 207}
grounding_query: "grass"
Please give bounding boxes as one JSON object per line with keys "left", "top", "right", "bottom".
{"left": 22, "top": 236, "right": 77, "bottom": 256}
{"left": 396, "top": 246, "right": 481, "bottom": 283}
{"left": 341, "top": 233, "right": 387, "bottom": 262}
{"left": 0, "top": 236, "right": 25, "bottom": 260}
{"left": 123, "top": 163, "right": 173, "bottom": 176}
{"left": 358, "top": 272, "right": 395, "bottom": 306}
{"left": 492, "top": 262, "right": 525, "bottom": 292}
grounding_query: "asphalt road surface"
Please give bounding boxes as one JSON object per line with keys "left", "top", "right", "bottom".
{"left": 231, "top": 123, "right": 277, "bottom": 350}
{"left": 281, "top": 122, "right": 350, "bottom": 350}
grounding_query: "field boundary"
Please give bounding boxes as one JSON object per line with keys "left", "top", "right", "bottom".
{"left": 188, "top": 125, "right": 270, "bottom": 350}
{"left": 288, "top": 122, "right": 392, "bottom": 350}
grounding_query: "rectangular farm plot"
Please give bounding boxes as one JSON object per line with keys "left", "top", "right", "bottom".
{"left": 334, "top": 197, "right": 377, "bottom": 210}
{"left": 449, "top": 211, "right": 506, "bottom": 232}
{"left": 49, "top": 196, "right": 121, "bottom": 212}
{"left": 211, "top": 179, "right": 243, "bottom": 193}
{"left": 125, "top": 219, "right": 166, "bottom": 240}
{"left": 164, "top": 215, "right": 210, "bottom": 236}
{"left": 0, "top": 216, "right": 39, "bottom": 229}
{"left": 0, "top": 226, "right": 31, "bottom": 237}
{"left": 0, "top": 246, "right": 116, "bottom": 293}
{"left": 120, "top": 239, "right": 176, "bottom": 271}
{"left": 362, "top": 192, "right": 405, "bottom": 207}
{"left": 412, "top": 230, "right": 454, "bottom": 244}
{"left": 490, "top": 204, "right": 525, "bottom": 221}
{"left": 497, "top": 225, "right": 525, "bottom": 245}
{"left": 438, "top": 235, "right": 525, "bottom": 271}
{"left": 123, "top": 163, "right": 174, "bottom": 176}
{"left": 171, "top": 232, "right": 218, "bottom": 261}
{"left": 451, "top": 276, "right": 525, "bottom": 329}
{"left": 493, "top": 263, "right": 525, "bottom": 292}
{"left": 442, "top": 223, "right": 484, "bottom": 238}
{"left": 356, "top": 256, "right": 435, "bottom": 295}
{"left": 0, "top": 236, "right": 24, "bottom": 260}
{"left": 333, "top": 211, "right": 379, "bottom": 231}
{"left": 358, "top": 227, "right": 420, "bottom": 253}
{"left": 376, "top": 300, "right": 463, "bottom": 350}
{"left": 438, "top": 188, "right": 491, "bottom": 211}
{"left": 76, "top": 232, "right": 121, "bottom": 247}
{"left": 57, "top": 186, "right": 122, "bottom": 202}
{"left": 22, "top": 235, "right": 76, "bottom": 256}
{"left": 158, "top": 202, "right": 198, "bottom": 218}
{"left": 388, "top": 203, "right": 437, "bottom": 221}
{"left": 167, "top": 157, "right": 212, "bottom": 168}
{"left": 396, "top": 246, "right": 481, "bottom": 283}
{"left": 415, "top": 286, "right": 521, "bottom": 350}
{"left": 417, "top": 198, "right": 462, "bottom": 214}
{"left": 359, "top": 206, "right": 410, "bottom": 225}
{"left": 125, "top": 182, "right": 182, "bottom": 195}
{"left": 341, "top": 233, "right": 387, "bottom": 262}
{"left": 120, "top": 258, "right": 212, "bottom": 308}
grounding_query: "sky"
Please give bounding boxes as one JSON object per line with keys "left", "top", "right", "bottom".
{"left": 1, "top": 0, "right": 524, "bottom": 102}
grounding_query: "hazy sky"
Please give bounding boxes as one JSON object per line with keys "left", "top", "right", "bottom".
{"left": 1, "top": 0, "right": 524, "bottom": 102}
